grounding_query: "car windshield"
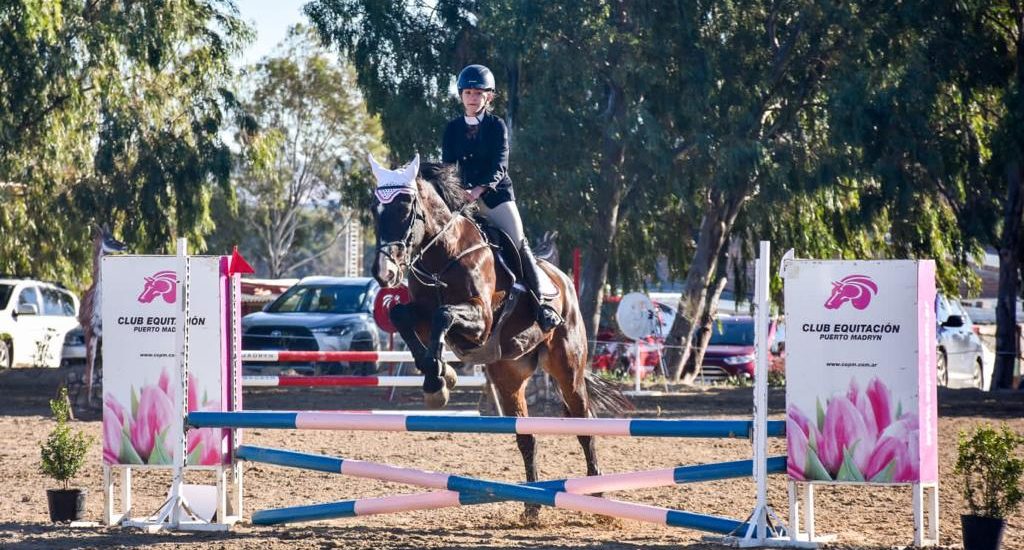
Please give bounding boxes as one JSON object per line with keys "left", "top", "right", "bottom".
{"left": 708, "top": 320, "right": 755, "bottom": 346}
{"left": 0, "top": 284, "right": 12, "bottom": 310}
{"left": 268, "top": 284, "right": 366, "bottom": 314}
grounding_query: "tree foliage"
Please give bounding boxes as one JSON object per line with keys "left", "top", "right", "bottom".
{"left": 305, "top": 1, "right": 1022, "bottom": 378}
{"left": 225, "top": 25, "right": 386, "bottom": 278}
{"left": 0, "top": 0, "right": 251, "bottom": 290}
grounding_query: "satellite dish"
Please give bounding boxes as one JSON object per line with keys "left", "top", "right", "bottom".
{"left": 616, "top": 292, "right": 657, "bottom": 340}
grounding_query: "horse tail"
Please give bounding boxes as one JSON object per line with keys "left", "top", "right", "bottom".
{"left": 543, "top": 264, "right": 633, "bottom": 416}
{"left": 583, "top": 370, "right": 635, "bottom": 416}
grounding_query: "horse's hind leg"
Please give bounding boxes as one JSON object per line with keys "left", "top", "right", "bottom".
{"left": 488, "top": 359, "right": 542, "bottom": 525}
{"left": 540, "top": 337, "right": 601, "bottom": 477}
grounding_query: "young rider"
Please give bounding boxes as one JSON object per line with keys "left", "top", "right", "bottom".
{"left": 441, "top": 64, "right": 562, "bottom": 333}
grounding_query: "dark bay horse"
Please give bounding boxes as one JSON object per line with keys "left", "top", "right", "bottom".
{"left": 369, "top": 154, "right": 630, "bottom": 520}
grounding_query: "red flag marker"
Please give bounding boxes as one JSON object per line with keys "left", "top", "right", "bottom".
{"left": 229, "top": 246, "right": 255, "bottom": 275}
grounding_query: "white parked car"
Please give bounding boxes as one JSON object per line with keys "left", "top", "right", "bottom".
{"left": 0, "top": 278, "right": 80, "bottom": 368}
{"left": 936, "top": 295, "right": 991, "bottom": 390}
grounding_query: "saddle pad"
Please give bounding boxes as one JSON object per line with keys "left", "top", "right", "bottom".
{"left": 538, "top": 267, "right": 559, "bottom": 300}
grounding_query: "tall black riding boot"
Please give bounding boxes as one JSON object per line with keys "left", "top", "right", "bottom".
{"left": 518, "top": 239, "right": 564, "bottom": 333}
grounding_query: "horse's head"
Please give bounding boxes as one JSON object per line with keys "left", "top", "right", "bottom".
{"left": 138, "top": 270, "right": 178, "bottom": 304}
{"left": 369, "top": 153, "right": 425, "bottom": 287}
{"left": 823, "top": 275, "right": 878, "bottom": 310}
{"left": 93, "top": 224, "right": 127, "bottom": 255}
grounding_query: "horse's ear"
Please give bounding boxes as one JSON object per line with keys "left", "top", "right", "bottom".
{"left": 401, "top": 154, "right": 420, "bottom": 182}
{"left": 368, "top": 153, "right": 386, "bottom": 185}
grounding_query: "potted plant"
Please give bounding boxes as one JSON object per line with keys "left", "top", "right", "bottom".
{"left": 955, "top": 424, "right": 1024, "bottom": 550}
{"left": 39, "top": 388, "right": 94, "bottom": 522}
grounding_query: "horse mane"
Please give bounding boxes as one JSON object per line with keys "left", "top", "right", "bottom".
{"left": 418, "top": 162, "right": 475, "bottom": 214}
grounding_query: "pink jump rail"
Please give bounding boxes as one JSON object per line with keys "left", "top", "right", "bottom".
{"left": 242, "top": 375, "right": 487, "bottom": 388}
{"left": 240, "top": 350, "right": 458, "bottom": 362}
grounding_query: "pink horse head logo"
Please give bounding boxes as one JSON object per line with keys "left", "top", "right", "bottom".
{"left": 824, "top": 274, "right": 878, "bottom": 310}
{"left": 138, "top": 270, "right": 178, "bottom": 304}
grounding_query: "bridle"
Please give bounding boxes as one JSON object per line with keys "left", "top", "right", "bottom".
{"left": 375, "top": 185, "right": 426, "bottom": 271}
{"left": 375, "top": 183, "right": 488, "bottom": 289}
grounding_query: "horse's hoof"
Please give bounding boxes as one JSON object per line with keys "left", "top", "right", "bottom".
{"left": 520, "top": 506, "right": 542, "bottom": 527}
{"left": 440, "top": 363, "right": 458, "bottom": 389}
{"left": 423, "top": 387, "right": 450, "bottom": 409}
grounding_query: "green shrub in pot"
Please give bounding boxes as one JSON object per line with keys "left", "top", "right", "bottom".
{"left": 39, "top": 388, "right": 94, "bottom": 522}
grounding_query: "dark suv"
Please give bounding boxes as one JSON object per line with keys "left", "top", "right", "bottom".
{"left": 699, "top": 316, "right": 781, "bottom": 380}
{"left": 241, "top": 276, "right": 383, "bottom": 375}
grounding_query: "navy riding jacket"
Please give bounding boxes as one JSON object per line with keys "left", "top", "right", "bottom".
{"left": 441, "top": 112, "right": 515, "bottom": 208}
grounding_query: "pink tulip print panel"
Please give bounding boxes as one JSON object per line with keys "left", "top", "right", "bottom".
{"left": 782, "top": 260, "right": 938, "bottom": 484}
{"left": 101, "top": 256, "right": 231, "bottom": 467}
{"left": 102, "top": 368, "right": 178, "bottom": 465}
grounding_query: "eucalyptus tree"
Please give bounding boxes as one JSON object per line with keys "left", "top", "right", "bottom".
{"left": 232, "top": 25, "right": 386, "bottom": 278}
{"left": 646, "top": 1, "right": 879, "bottom": 381}
{"left": 307, "top": 0, "right": 688, "bottom": 343}
{"left": 306, "top": 0, "right": 1021, "bottom": 386}
{"left": 907, "top": 0, "right": 1024, "bottom": 389}
{"left": 732, "top": 0, "right": 1023, "bottom": 390}
{"left": 0, "top": 0, "right": 251, "bottom": 287}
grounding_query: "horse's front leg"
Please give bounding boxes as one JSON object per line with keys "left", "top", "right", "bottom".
{"left": 421, "top": 302, "right": 486, "bottom": 408}
{"left": 389, "top": 301, "right": 433, "bottom": 372}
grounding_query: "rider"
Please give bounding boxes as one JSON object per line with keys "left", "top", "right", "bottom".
{"left": 442, "top": 64, "right": 563, "bottom": 333}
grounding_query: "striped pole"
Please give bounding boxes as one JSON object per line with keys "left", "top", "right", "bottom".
{"left": 242, "top": 375, "right": 488, "bottom": 388}
{"left": 189, "top": 411, "right": 786, "bottom": 439}
{"left": 238, "top": 445, "right": 784, "bottom": 520}
{"left": 264, "top": 410, "right": 481, "bottom": 416}
{"left": 237, "top": 446, "right": 762, "bottom": 533}
{"left": 241, "top": 350, "right": 458, "bottom": 363}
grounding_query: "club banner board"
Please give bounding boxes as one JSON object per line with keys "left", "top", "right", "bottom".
{"left": 101, "top": 255, "right": 230, "bottom": 467}
{"left": 782, "top": 260, "right": 937, "bottom": 485}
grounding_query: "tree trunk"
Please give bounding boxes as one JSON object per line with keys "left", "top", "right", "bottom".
{"left": 578, "top": 81, "right": 627, "bottom": 346}
{"left": 687, "top": 276, "right": 728, "bottom": 377}
{"left": 995, "top": 159, "right": 1024, "bottom": 390}
{"left": 994, "top": 21, "right": 1024, "bottom": 391}
{"left": 578, "top": 163, "right": 625, "bottom": 346}
{"left": 664, "top": 190, "right": 747, "bottom": 382}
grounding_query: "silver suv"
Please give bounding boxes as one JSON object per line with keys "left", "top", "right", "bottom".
{"left": 241, "top": 276, "right": 384, "bottom": 375}
{"left": 936, "top": 294, "right": 990, "bottom": 390}
{"left": 0, "top": 278, "right": 80, "bottom": 368}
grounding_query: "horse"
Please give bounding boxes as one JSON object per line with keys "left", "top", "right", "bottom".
{"left": 77, "top": 225, "right": 127, "bottom": 407}
{"left": 369, "top": 154, "right": 630, "bottom": 522}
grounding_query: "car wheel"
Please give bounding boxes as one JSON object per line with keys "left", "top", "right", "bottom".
{"left": 936, "top": 349, "right": 949, "bottom": 387}
{"left": 0, "top": 339, "right": 10, "bottom": 369}
{"left": 972, "top": 359, "right": 984, "bottom": 390}
{"left": 351, "top": 338, "right": 377, "bottom": 376}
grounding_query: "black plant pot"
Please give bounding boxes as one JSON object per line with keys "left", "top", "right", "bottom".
{"left": 46, "top": 488, "right": 86, "bottom": 523}
{"left": 961, "top": 514, "right": 1005, "bottom": 550}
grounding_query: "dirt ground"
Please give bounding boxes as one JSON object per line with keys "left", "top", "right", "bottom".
{"left": 1, "top": 367, "right": 1022, "bottom": 550}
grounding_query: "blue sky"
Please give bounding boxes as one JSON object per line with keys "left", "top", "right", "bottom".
{"left": 234, "top": 1, "right": 309, "bottom": 67}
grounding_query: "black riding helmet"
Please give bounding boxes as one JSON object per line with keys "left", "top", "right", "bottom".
{"left": 457, "top": 64, "right": 495, "bottom": 92}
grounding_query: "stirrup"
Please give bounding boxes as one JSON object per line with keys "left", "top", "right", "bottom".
{"left": 537, "top": 304, "right": 563, "bottom": 333}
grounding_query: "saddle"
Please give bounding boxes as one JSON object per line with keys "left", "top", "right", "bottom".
{"left": 477, "top": 222, "right": 559, "bottom": 301}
